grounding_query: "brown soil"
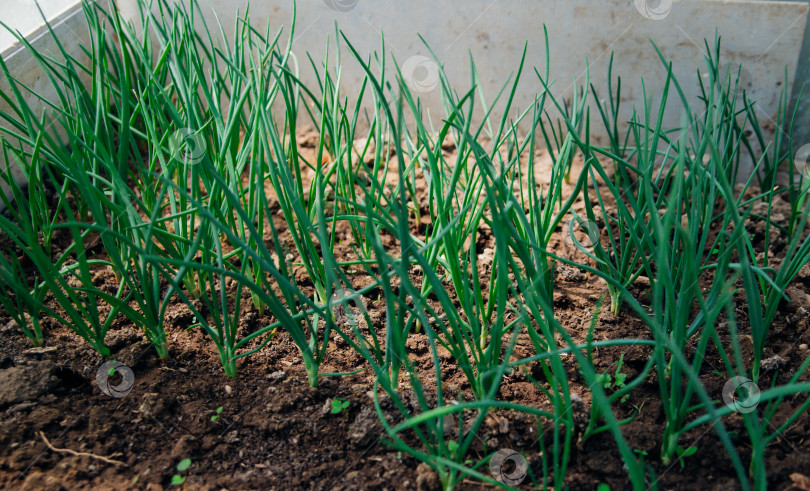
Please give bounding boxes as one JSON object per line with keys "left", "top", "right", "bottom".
{"left": 1, "top": 130, "right": 810, "bottom": 490}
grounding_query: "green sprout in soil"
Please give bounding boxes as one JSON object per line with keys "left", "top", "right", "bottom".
{"left": 330, "top": 398, "right": 350, "bottom": 415}
{"left": 171, "top": 458, "right": 192, "bottom": 486}
{"left": 595, "top": 355, "right": 630, "bottom": 403}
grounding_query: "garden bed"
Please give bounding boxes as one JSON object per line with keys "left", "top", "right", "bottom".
{"left": 1, "top": 132, "right": 809, "bottom": 489}
{"left": 2, "top": 1, "right": 810, "bottom": 490}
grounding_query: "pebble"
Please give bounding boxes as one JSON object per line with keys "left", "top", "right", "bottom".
{"left": 224, "top": 385, "right": 232, "bottom": 395}
{"left": 634, "top": 275, "right": 651, "bottom": 289}
{"left": 760, "top": 354, "right": 788, "bottom": 373}
{"left": 320, "top": 399, "right": 334, "bottom": 415}
{"left": 416, "top": 462, "right": 440, "bottom": 491}
{"left": 266, "top": 370, "right": 286, "bottom": 381}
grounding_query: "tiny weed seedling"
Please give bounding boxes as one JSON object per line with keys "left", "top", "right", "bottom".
{"left": 171, "top": 458, "right": 191, "bottom": 486}
{"left": 210, "top": 406, "right": 223, "bottom": 422}
{"left": 595, "top": 355, "right": 629, "bottom": 402}
{"left": 595, "top": 372, "right": 612, "bottom": 390}
{"left": 613, "top": 356, "right": 628, "bottom": 387}
{"left": 614, "top": 355, "right": 629, "bottom": 403}
{"left": 330, "top": 398, "right": 350, "bottom": 415}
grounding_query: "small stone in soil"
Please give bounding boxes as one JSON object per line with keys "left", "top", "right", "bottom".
{"left": 760, "top": 354, "right": 787, "bottom": 373}
{"left": 266, "top": 370, "right": 285, "bottom": 381}
{"left": 0, "top": 361, "right": 59, "bottom": 408}
{"left": 416, "top": 462, "right": 440, "bottom": 491}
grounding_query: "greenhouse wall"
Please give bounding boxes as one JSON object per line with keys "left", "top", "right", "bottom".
{"left": 1, "top": 0, "right": 809, "bottom": 201}
{"left": 0, "top": 0, "right": 88, "bottom": 200}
